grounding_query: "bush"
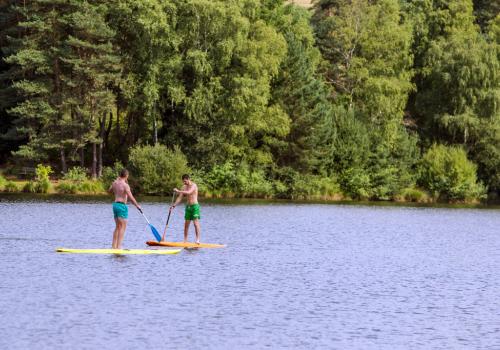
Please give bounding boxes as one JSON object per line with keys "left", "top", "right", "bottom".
{"left": 394, "top": 187, "right": 430, "bottom": 203}
{"left": 56, "top": 180, "right": 104, "bottom": 194}
{"left": 24, "top": 164, "right": 53, "bottom": 193}
{"left": 0, "top": 175, "right": 6, "bottom": 191}
{"left": 56, "top": 181, "right": 78, "bottom": 194}
{"left": 22, "top": 181, "right": 37, "bottom": 193}
{"left": 62, "top": 167, "right": 88, "bottom": 182}
{"left": 291, "top": 174, "right": 341, "bottom": 200}
{"left": 200, "top": 162, "right": 274, "bottom": 198}
{"left": 57, "top": 166, "right": 104, "bottom": 194}
{"left": 101, "top": 161, "right": 124, "bottom": 189}
{"left": 203, "top": 162, "right": 238, "bottom": 196}
{"left": 35, "top": 164, "right": 52, "bottom": 182}
{"left": 78, "top": 180, "right": 104, "bottom": 194}
{"left": 3, "top": 181, "right": 18, "bottom": 192}
{"left": 236, "top": 166, "right": 273, "bottom": 198}
{"left": 36, "top": 179, "right": 51, "bottom": 193}
{"left": 339, "top": 167, "right": 371, "bottom": 200}
{"left": 418, "top": 144, "right": 486, "bottom": 201}
{"left": 128, "top": 144, "right": 190, "bottom": 195}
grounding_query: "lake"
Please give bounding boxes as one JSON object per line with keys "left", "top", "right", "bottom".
{"left": 0, "top": 195, "right": 499, "bottom": 349}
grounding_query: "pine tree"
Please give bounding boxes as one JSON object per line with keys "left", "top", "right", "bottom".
{"left": 267, "top": 4, "right": 333, "bottom": 172}
{"left": 62, "top": 0, "right": 120, "bottom": 177}
{"left": 2, "top": 0, "right": 73, "bottom": 170}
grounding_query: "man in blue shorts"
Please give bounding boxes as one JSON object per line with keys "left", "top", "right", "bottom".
{"left": 108, "top": 169, "right": 141, "bottom": 249}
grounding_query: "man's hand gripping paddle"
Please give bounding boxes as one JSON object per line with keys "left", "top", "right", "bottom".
{"left": 138, "top": 208, "right": 162, "bottom": 242}
{"left": 162, "top": 192, "right": 176, "bottom": 241}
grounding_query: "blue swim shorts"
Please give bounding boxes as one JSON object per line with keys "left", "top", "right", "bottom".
{"left": 113, "top": 202, "right": 128, "bottom": 219}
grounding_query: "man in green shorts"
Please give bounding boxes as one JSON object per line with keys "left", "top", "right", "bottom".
{"left": 171, "top": 174, "right": 201, "bottom": 244}
{"left": 108, "top": 169, "right": 141, "bottom": 249}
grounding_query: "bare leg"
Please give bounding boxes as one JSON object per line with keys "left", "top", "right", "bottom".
{"left": 117, "top": 218, "right": 127, "bottom": 249}
{"left": 184, "top": 220, "right": 191, "bottom": 242}
{"left": 112, "top": 218, "right": 119, "bottom": 249}
{"left": 193, "top": 219, "right": 201, "bottom": 244}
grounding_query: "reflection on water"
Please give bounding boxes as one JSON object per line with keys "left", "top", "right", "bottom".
{"left": 0, "top": 197, "right": 499, "bottom": 349}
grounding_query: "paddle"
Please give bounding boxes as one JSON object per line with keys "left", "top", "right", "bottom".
{"left": 161, "top": 192, "right": 176, "bottom": 241}
{"left": 138, "top": 208, "right": 162, "bottom": 242}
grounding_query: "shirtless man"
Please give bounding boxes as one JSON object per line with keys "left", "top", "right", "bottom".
{"left": 108, "top": 169, "right": 141, "bottom": 249}
{"left": 171, "top": 174, "right": 201, "bottom": 244}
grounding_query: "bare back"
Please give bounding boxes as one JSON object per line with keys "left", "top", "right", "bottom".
{"left": 112, "top": 179, "right": 129, "bottom": 203}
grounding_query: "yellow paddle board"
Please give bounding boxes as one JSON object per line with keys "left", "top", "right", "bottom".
{"left": 146, "top": 241, "right": 226, "bottom": 248}
{"left": 56, "top": 248, "right": 182, "bottom": 255}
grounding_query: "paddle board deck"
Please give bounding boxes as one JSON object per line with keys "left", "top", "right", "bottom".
{"left": 146, "top": 241, "right": 226, "bottom": 248}
{"left": 56, "top": 248, "right": 182, "bottom": 255}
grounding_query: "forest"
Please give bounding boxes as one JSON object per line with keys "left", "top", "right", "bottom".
{"left": 0, "top": 0, "right": 498, "bottom": 202}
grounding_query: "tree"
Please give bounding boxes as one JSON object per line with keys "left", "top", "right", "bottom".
{"left": 267, "top": 3, "right": 333, "bottom": 172}
{"left": 312, "top": 0, "right": 418, "bottom": 198}
{"left": 0, "top": 0, "right": 22, "bottom": 163}
{"left": 472, "top": 0, "right": 500, "bottom": 32}
{"left": 313, "top": 0, "right": 413, "bottom": 136}
{"left": 406, "top": 0, "right": 500, "bottom": 194}
{"left": 154, "top": 0, "right": 288, "bottom": 168}
{"left": 2, "top": 0, "right": 73, "bottom": 170}
{"left": 62, "top": 0, "right": 120, "bottom": 177}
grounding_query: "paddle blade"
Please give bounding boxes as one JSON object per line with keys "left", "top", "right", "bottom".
{"left": 149, "top": 224, "right": 162, "bottom": 242}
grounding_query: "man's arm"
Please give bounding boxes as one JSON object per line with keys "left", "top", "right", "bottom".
{"left": 125, "top": 185, "right": 141, "bottom": 210}
{"left": 174, "top": 184, "right": 196, "bottom": 195}
{"left": 171, "top": 192, "right": 183, "bottom": 208}
{"left": 107, "top": 181, "right": 114, "bottom": 194}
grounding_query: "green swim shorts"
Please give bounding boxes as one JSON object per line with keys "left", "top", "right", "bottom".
{"left": 185, "top": 203, "right": 201, "bottom": 221}
{"left": 113, "top": 202, "right": 128, "bottom": 219}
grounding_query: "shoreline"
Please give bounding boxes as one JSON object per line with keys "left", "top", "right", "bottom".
{"left": 1, "top": 192, "right": 498, "bottom": 209}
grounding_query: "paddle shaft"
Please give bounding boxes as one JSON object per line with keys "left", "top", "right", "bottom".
{"left": 138, "top": 208, "right": 151, "bottom": 225}
{"left": 138, "top": 208, "right": 162, "bottom": 241}
{"left": 162, "top": 192, "right": 176, "bottom": 241}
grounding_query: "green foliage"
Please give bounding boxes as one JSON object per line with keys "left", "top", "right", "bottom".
{"left": 267, "top": 4, "right": 332, "bottom": 172}
{"left": 77, "top": 180, "right": 105, "bottom": 194}
{"left": 0, "top": 175, "right": 6, "bottom": 191}
{"left": 198, "top": 162, "right": 274, "bottom": 198}
{"left": 57, "top": 166, "right": 104, "bottom": 194}
{"left": 101, "top": 161, "right": 125, "bottom": 190}
{"left": 313, "top": 0, "right": 413, "bottom": 131}
{"left": 395, "top": 187, "right": 430, "bottom": 203}
{"left": 19, "top": 164, "right": 54, "bottom": 193}
{"left": 128, "top": 144, "right": 190, "bottom": 195}
{"left": 62, "top": 167, "right": 88, "bottom": 182}
{"left": 56, "top": 180, "right": 104, "bottom": 194}
{"left": 3, "top": 181, "right": 18, "bottom": 193}
{"left": 418, "top": 144, "right": 486, "bottom": 201}
{"left": 22, "top": 181, "right": 37, "bottom": 194}
{"left": 473, "top": 0, "right": 500, "bottom": 31}
{"left": 291, "top": 174, "right": 341, "bottom": 200}
{"left": 56, "top": 182, "right": 78, "bottom": 194}
{"left": 0, "top": 0, "right": 498, "bottom": 202}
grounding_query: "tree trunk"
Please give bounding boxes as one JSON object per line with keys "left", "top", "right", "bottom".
{"left": 104, "top": 111, "right": 113, "bottom": 148}
{"left": 153, "top": 104, "right": 158, "bottom": 145}
{"left": 79, "top": 147, "right": 85, "bottom": 168}
{"left": 98, "top": 142, "right": 103, "bottom": 178}
{"left": 60, "top": 148, "right": 67, "bottom": 174}
{"left": 116, "top": 101, "right": 121, "bottom": 141}
{"left": 123, "top": 111, "right": 133, "bottom": 146}
{"left": 98, "top": 114, "right": 106, "bottom": 178}
{"left": 92, "top": 143, "right": 97, "bottom": 179}
{"left": 153, "top": 116, "right": 158, "bottom": 145}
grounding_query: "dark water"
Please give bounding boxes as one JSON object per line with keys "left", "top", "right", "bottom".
{"left": 0, "top": 196, "right": 499, "bottom": 349}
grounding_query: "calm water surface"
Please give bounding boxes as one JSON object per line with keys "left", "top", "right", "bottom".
{"left": 0, "top": 196, "right": 499, "bottom": 349}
